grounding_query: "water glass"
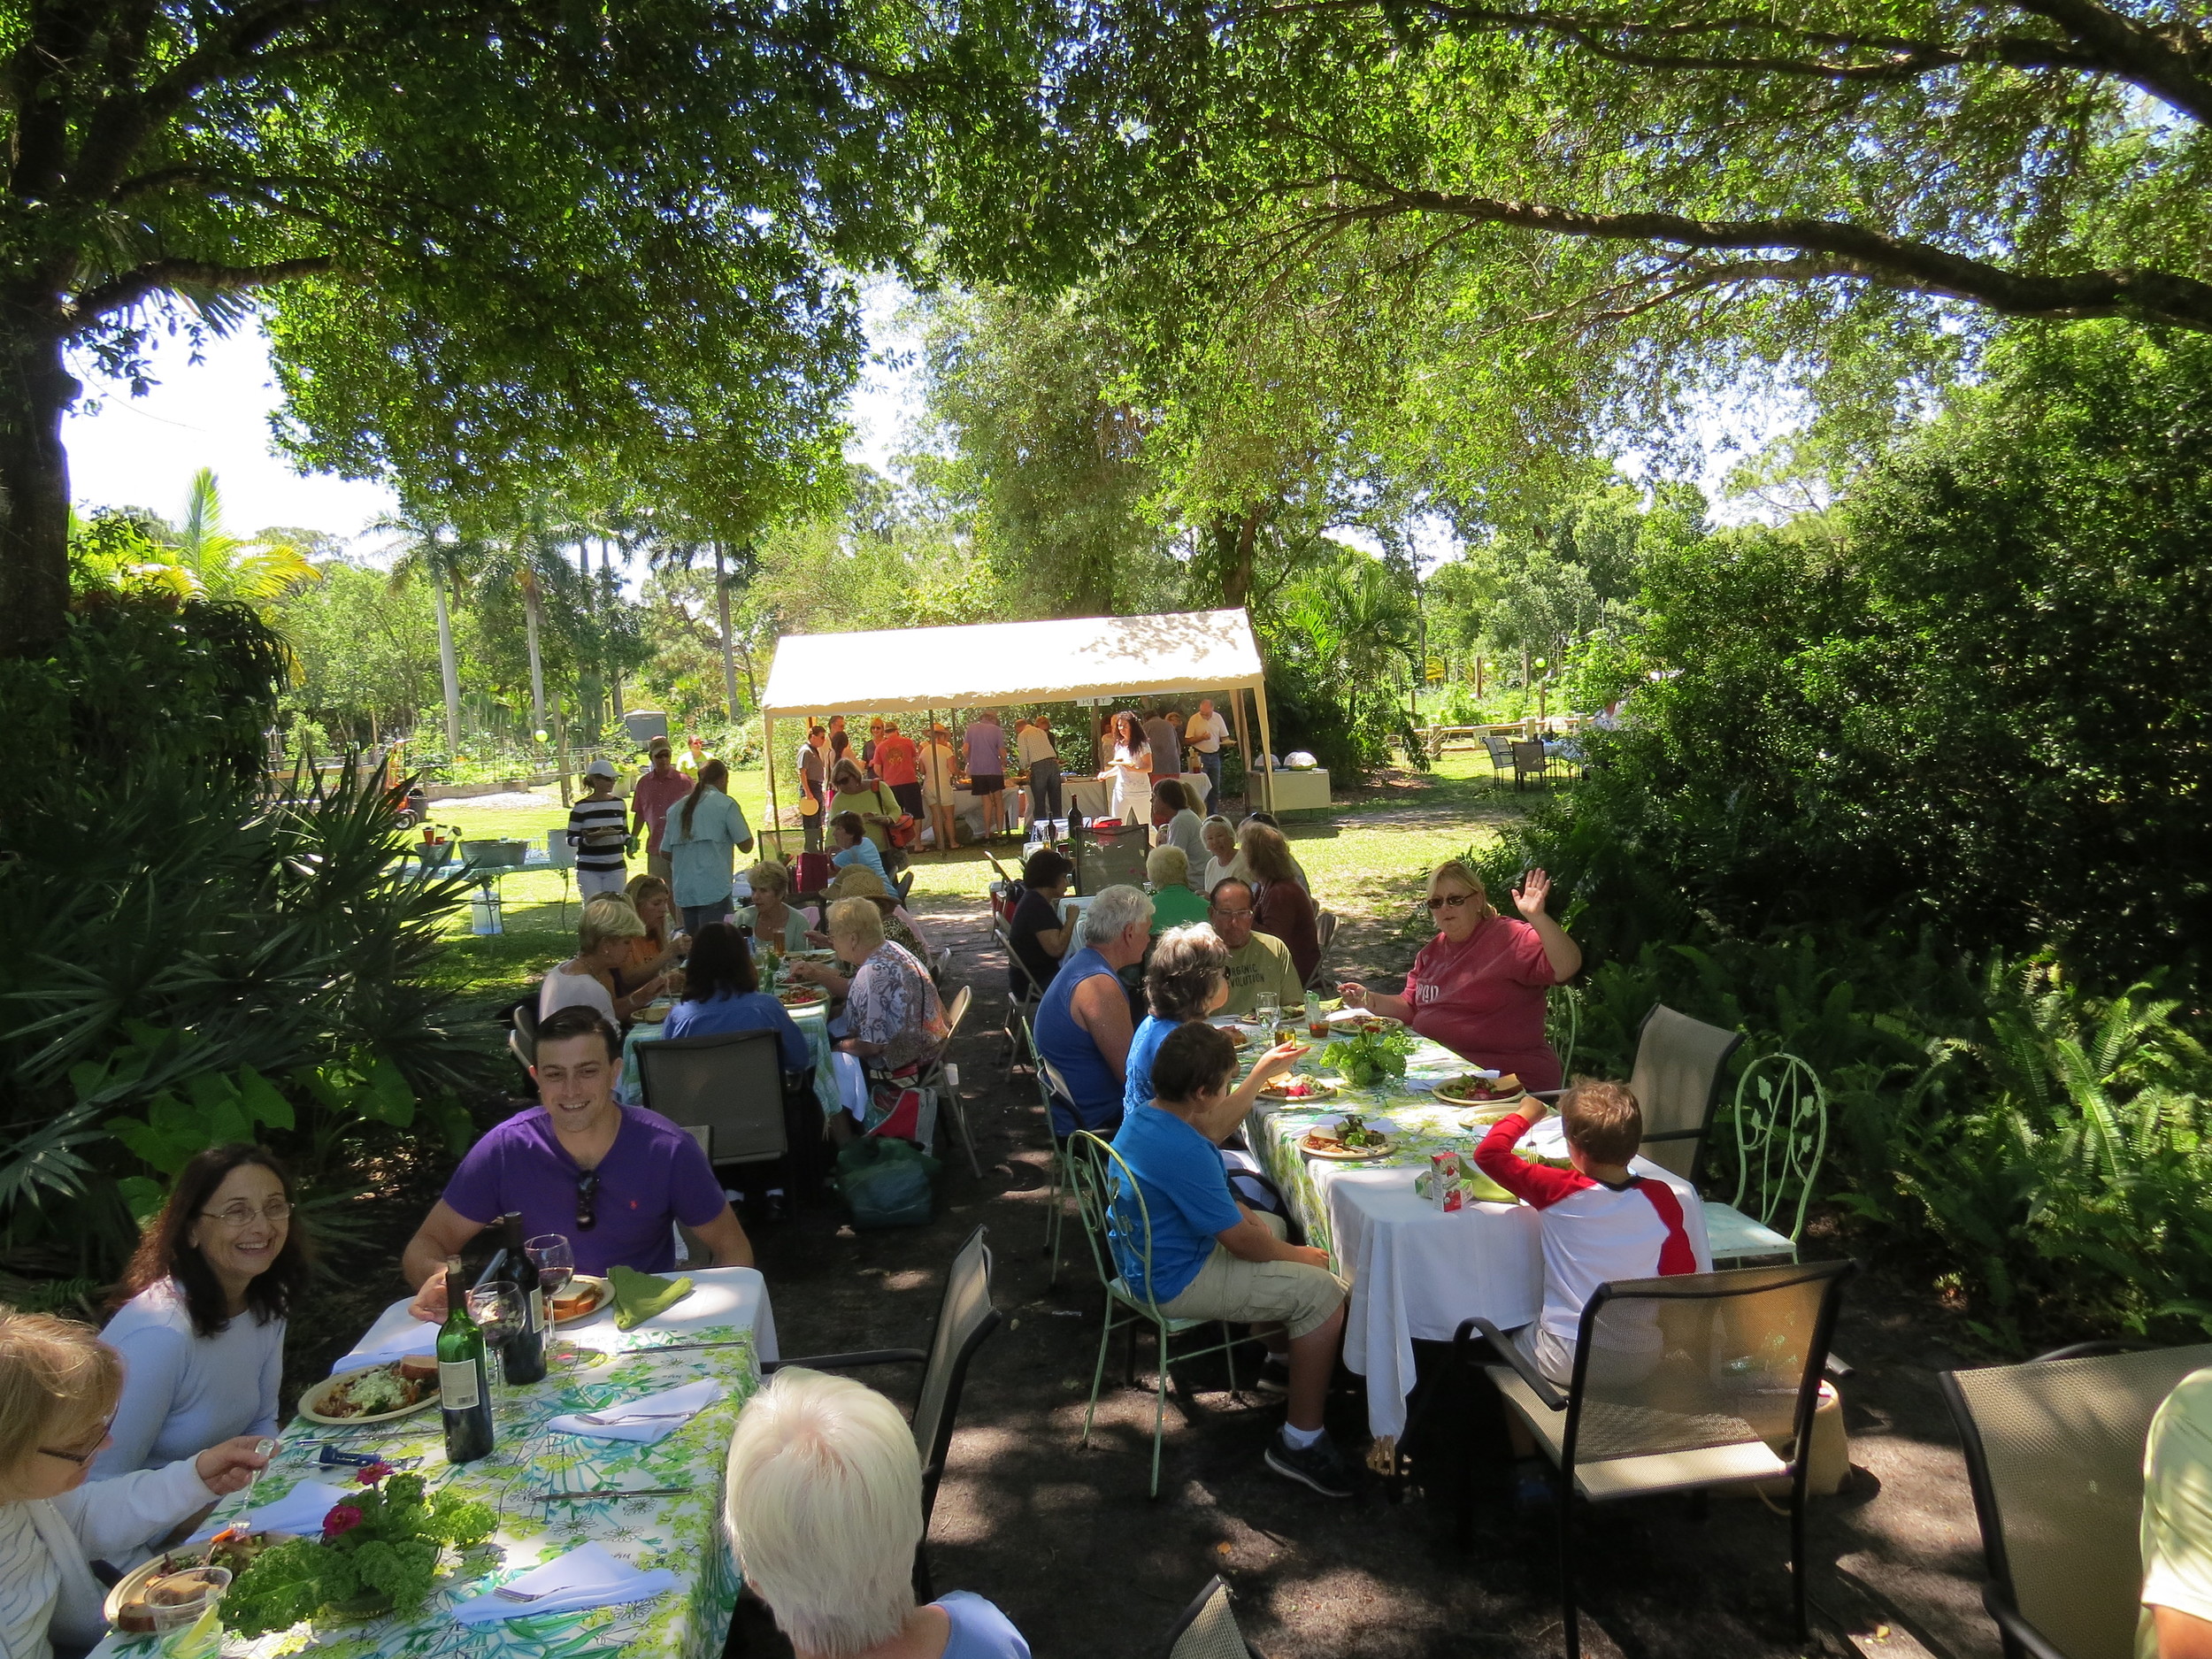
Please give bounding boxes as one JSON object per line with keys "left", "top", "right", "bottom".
{"left": 1253, "top": 993, "right": 1280, "bottom": 1032}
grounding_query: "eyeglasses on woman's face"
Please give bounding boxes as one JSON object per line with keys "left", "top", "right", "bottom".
{"left": 201, "top": 1199, "right": 293, "bottom": 1229}
{"left": 1427, "top": 891, "right": 1474, "bottom": 911}
{"left": 40, "top": 1418, "right": 114, "bottom": 1465}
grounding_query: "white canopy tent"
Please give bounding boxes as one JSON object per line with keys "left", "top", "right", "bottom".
{"left": 756, "top": 608, "right": 1279, "bottom": 852}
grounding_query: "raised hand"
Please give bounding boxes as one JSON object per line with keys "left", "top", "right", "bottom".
{"left": 1251, "top": 1039, "right": 1306, "bottom": 1084}
{"left": 1514, "top": 868, "right": 1554, "bottom": 920}
{"left": 1337, "top": 982, "right": 1369, "bottom": 1008}
{"left": 195, "top": 1435, "right": 273, "bottom": 1496}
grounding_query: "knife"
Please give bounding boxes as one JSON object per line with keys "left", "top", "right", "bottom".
{"left": 536, "top": 1486, "right": 693, "bottom": 1501}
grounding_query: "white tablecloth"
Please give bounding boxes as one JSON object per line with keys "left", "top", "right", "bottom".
{"left": 1250, "top": 1070, "right": 1708, "bottom": 1441}
{"left": 342, "top": 1265, "right": 780, "bottom": 1367}
{"left": 1063, "top": 772, "right": 1212, "bottom": 822}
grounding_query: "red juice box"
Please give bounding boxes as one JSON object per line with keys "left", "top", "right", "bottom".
{"left": 1429, "top": 1150, "right": 1465, "bottom": 1212}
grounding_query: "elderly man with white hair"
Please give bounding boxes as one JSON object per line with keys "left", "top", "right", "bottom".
{"left": 1032, "top": 883, "right": 1153, "bottom": 1137}
{"left": 726, "top": 1367, "right": 1031, "bottom": 1659}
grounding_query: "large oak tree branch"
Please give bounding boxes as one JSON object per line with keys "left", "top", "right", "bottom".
{"left": 1302, "top": 175, "right": 2212, "bottom": 328}
{"left": 1263, "top": 0, "right": 2212, "bottom": 125}
{"left": 69, "top": 255, "right": 337, "bottom": 326}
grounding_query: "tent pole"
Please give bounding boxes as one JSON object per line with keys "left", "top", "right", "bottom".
{"left": 763, "top": 714, "right": 785, "bottom": 861}
{"left": 1228, "top": 690, "right": 1252, "bottom": 814}
{"left": 1251, "top": 681, "right": 1278, "bottom": 817}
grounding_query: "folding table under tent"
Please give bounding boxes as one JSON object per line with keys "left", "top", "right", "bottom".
{"left": 756, "top": 607, "right": 1279, "bottom": 856}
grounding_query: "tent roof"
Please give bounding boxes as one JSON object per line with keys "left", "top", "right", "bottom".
{"left": 759, "top": 609, "right": 1264, "bottom": 719}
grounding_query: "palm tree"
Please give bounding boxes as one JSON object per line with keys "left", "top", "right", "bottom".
{"left": 478, "top": 494, "right": 584, "bottom": 742}
{"left": 375, "top": 504, "right": 477, "bottom": 750}
{"left": 164, "top": 470, "right": 320, "bottom": 606}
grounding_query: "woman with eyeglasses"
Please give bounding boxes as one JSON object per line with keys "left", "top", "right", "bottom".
{"left": 0, "top": 1310, "right": 270, "bottom": 1659}
{"left": 90, "top": 1145, "right": 311, "bottom": 1481}
{"left": 1338, "top": 860, "right": 1582, "bottom": 1093}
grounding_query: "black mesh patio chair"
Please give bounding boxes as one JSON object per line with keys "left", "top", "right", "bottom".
{"left": 762, "top": 1225, "right": 1002, "bottom": 1601}
{"left": 1623, "top": 1003, "right": 1746, "bottom": 1180}
{"left": 1463, "top": 1257, "right": 1855, "bottom": 1659}
{"left": 918, "top": 983, "right": 979, "bottom": 1177}
{"left": 1942, "top": 1340, "right": 2212, "bottom": 1659}
{"left": 1510, "top": 738, "right": 1553, "bottom": 790}
{"left": 635, "top": 1028, "right": 787, "bottom": 1173}
{"left": 1163, "top": 1575, "right": 1263, "bottom": 1659}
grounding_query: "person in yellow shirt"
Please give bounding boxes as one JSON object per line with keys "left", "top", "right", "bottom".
{"left": 676, "top": 735, "right": 712, "bottom": 777}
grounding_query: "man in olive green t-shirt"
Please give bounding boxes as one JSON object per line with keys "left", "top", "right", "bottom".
{"left": 1209, "top": 878, "right": 1305, "bottom": 1015}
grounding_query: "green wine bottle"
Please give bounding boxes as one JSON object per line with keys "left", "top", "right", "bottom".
{"left": 437, "top": 1256, "right": 495, "bottom": 1463}
{"left": 499, "top": 1213, "right": 548, "bottom": 1385}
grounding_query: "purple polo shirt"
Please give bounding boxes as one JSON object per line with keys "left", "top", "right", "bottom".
{"left": 440, "top": 1104, "right": 726, "bottom": 1277}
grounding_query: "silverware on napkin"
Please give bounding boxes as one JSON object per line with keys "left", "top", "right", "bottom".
{"left": 537, "top": 1486, "right": 694, "bottom": 1502}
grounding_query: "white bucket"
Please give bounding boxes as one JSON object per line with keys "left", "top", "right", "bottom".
{"left": 469, "top": 890, "right": 504, "bottom": 935}
{"left": 546, "top": 830, "right": 576, "bottom": 869}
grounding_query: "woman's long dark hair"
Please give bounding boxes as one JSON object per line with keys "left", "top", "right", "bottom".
{"left": 114, "top": 1145, "right": 313, "bottom": 1337}
{"left": 680, "top": 757, "right": 730, "bottom": 839}
{"left": 683, "top": 920, "right": 759, "bottom": 1002}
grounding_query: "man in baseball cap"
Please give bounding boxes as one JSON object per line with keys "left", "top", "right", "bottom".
{"left": 569, "top": 757, "right": 630, "bottom": 896}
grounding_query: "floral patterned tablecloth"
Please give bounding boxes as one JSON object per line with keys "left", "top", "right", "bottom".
{"left": 97, "top": 1325, "right": 760, "bottom": 1659}
{"left": 1241, "top": 1029, "right": 1706, "bottom": 1447}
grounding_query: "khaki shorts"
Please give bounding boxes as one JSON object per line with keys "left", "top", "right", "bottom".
{"left": 1156, "top": 1210, "right": 1348, "bottom": 1340}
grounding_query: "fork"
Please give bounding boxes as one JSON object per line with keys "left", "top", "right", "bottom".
{"left": 493, "top": 1585, "right": 554, "bottom": 1603}
{"left": 576, "top": 1408, "right": 695, "bottom": 1425}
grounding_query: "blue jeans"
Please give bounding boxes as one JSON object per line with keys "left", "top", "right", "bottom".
{"left": 1196, "top": 750, "right": 1222, "bottom": 813}
{"left": 682, "top": 897, "right": 733, "bottom": 934}
{"left": 1026, "top": 758, "right": 1063, "bottom": 826}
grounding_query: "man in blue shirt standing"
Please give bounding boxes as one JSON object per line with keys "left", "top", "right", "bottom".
{"left": 1109, "top": 1021, "right": 1354, "bottom": 1496}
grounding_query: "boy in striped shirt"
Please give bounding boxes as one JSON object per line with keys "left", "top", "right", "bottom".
{"left": 1471, "top": 1079, "right": 1709, "bottom": 1389}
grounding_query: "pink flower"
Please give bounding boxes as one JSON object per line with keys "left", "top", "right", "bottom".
{"left": 355, "top": 1462, "right": 395, "bottom": 1486}
{"left": 321, "top": 1503, "right": 365, "bottom": 1540}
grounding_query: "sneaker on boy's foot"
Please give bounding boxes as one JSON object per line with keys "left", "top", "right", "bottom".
{"left": 1265, "top": 1429, "right": 1355, "bottom": 1498}
{"left": 1252, "top": 1358, "right": 1292, "bottom": 1396}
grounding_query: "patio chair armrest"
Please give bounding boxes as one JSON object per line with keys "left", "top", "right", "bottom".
{"left": 1984, "top": 1586, "right": 2073, "bottom": 1659}
{"left": 1462, "top": 1317, "right": 1567, "bottom": 1412}
{"left": 761, "top": 1348, "right": 928, "bottom": 1374}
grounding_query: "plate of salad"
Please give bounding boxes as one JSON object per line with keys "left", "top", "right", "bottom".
{"left": 299, "top": 1360, "right": 438, "bottom": 1425}
{"left": 1299, "top": 1112, "right": 1396, "bottom": 1160}
{"left": 1258, "top": 1075, "right": 1339, "bottom": 1103}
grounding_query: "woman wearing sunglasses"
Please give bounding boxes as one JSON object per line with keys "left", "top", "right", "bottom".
{"left": 0, "top": 1311, "right": 269, "bottom": 1659}
{"left": 91, "top": 1145, "right": 311, "bottom": 1480}
{"left": 1338, "top": 860, "right": 1582, "bottom": 1093}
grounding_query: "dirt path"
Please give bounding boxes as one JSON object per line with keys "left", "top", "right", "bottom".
{"left": 729, "top": 899, "right": 2001, "bottom": 1659}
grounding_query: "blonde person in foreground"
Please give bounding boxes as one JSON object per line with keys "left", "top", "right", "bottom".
{"left": 726, "top": 1367, "right": 1031, "bottom": 1659}
{"left": 0, "top": 1311, "right": 270, "bottom": 1659}
{"left": 2141, "top": 1364, "right": 2212, "bottom": 1659}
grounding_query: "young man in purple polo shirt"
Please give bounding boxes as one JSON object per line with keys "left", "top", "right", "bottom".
{"left": 401, "top": 1006, "right": 753, "bottom": 1314}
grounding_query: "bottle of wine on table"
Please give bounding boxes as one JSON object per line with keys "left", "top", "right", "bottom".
{"left": 499, "top": 1213, "right": 548, "bottom": 1385}
{"left": 438, "top": 1256, "right": 495, "bottom": 1463}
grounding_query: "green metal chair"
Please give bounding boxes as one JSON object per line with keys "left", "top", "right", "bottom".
{"left": 1025, "top": 1017, "right": 1081, "bottom": 1288}
{"left": 1068, "top": 1131, "right": 1246, "bottom": 1498}
{"left": 1703, "top": 1051, "right": 1828, "bottom": 1265}
{"left": 1548, "top": 982, "right": 1582, "bottom": 1080}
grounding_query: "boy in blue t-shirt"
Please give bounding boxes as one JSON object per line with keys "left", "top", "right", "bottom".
{"left": 1109, "top": 1021, "right": 1354, "bottom": 1497}
{"left": 829, "top": 812, "right": 889, "bottom": 885}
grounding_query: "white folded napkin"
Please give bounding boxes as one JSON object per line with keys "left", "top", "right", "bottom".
{"left": 452, "top": 1541, "right": 679, "bottom": 1625}
{"left": 547, "top": 1379, "right": 723, "bottom": 1443}
{"left": 334, "top": 1321, "right": 437, "bottom": 1373}
{"left": 832, "top": 1049, "right": 868, "bottom": 1121}
{"left": 190, "top": 1479, "right": 353, "bottom": 1542}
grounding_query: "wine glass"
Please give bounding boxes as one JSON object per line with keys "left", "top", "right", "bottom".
{"left": 467, "top": 1280, "right": 523, "bottom": 1398}
{"left": 526, "top": 1234, "right": 575, "bottom": 1368}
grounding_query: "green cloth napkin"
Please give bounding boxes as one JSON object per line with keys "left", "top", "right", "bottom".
{"left": 608, "top": 1263, "right": 695, "bottom": 1331}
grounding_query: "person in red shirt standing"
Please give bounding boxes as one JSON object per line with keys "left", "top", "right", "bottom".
{"left": 1337, "top": 859, "right": 1581, "bottom": 1091}
{"left": 874, "top": 719, "right": 922, "bottom": 821}
{"left": 629, "top": 739, "right": 694, "bottom": 883}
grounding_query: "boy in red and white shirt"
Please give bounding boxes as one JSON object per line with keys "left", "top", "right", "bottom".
{"left": 1472, "top": 1079, "right": 1709, "bottom": 1386}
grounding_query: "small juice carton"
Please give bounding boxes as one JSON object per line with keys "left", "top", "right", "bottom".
{"left": 1429, "top": 1150, "right": 1465, "bottom": 1212}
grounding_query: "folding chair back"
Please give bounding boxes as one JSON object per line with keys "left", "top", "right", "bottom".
{"left": 941, "top": 982, "right": 972, "bottom": 1044}
{"left": 1562, "top": 1261, "right": 1851, "bottom": 1491}
{"left": 510, "top": 1002, "right": 539, "bottom": 1066}
{"left": 1065, "top": 1132, "right": 1142, "bottom": 1300}
{"left": 1626, "top": 1003, "right": 1746, "bottom": 1179}
{"left": 1305, "top": 910, "right": 1339, "bottom": 990}
{"left": 1164, "top": 1575, "right": 1256, "bottom": 1659}
{"left": 635, "top": 1029, "right": 787, "bottom": 1164}
{"left": 1510, "top": 739, "right": 1548, "bottom": 787}
{"left": 1076, "top": 820, "right": 1150, "bottom": 892}
{"left": 1482, "top": 733, "right": 1516, "bottom": 775}
{"left": 1942, "top": 1343, "right": 2212, "bottom": 1659}
{"left": 910, "top": 1225, "right": 1003, "bottom": 1525}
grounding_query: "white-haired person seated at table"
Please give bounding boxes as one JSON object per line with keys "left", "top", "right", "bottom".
{"left": 0, "top": 1310, "right": 272, "bottom": 1659}
{"left": 787, "top": 897, "right": 947, "bottom": 1074}
{"left": 1144, "top": 844, "right": 1210, "bottom": 931}
{"left": 541, "top": 894, "right": 669, "bottom": 1026}
{"left": 726, "top": 1366, "right": 1031, "bottom": 1659}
